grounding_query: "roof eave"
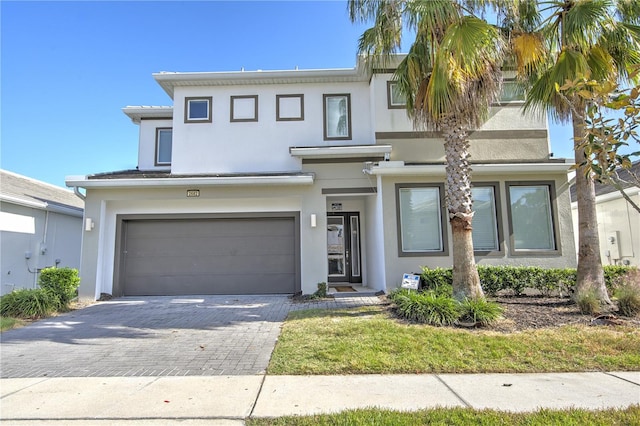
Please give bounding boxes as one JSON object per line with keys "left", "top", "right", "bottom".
{"left": 65, "top": 174, "right": 315, "bottom": 189}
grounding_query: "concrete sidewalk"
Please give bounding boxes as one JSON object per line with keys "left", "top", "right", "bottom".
{"left": 1, "top": 372, "right": 638, "bottom": 424}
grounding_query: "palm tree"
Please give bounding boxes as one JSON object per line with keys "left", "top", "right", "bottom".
{"left": 349, "top": 0, "right": 507, "bottom": 300}
{"left": 511, "top": 0, "right": 640, "bottom": 304}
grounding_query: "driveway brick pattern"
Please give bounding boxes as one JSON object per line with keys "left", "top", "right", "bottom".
{"left": 0, "top": 295, "right": 381, "bottom": 378}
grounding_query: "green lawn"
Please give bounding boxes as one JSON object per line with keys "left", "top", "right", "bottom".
{"left": 248, "top": 406, "right": 640, "bottom": 426}
{"left": 0, "top": 316, "right": 25, "bottom": 332}
{"left": 268, "top": 306, "right": 640, "bottom": 375}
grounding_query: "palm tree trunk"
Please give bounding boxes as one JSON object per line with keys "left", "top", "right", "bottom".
{"left": 441, "top": 115, "right": 484, "bottom": 301}
{"left": 572, "top": 110, "right": 612, "bottom": 305}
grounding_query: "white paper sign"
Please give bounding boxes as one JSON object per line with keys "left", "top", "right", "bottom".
{"left": 401, "top": 273, "right": 420, "bottom": 290}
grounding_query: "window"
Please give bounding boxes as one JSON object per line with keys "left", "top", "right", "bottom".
{"left": 155, "top": 128, "right": 172, "bottom": 165}
{"left": 387, "top": 81, "right": 406, "bottom": 109}
{"left": 276, "top": 94, "right": 304, "bottom": 121}
{"left": 184, "top": 97, "right": 212, "bottom": 123}
{"left": 323, "top": 94, "right": 351, "bottom": 140}
{"left": 230, "top": 95, "right": 258, "bottom": 122}
{"left": 471, "top": 186, "right": 500, "bottom": 252}
{"left": 507, "top": 182, "right": 557, "bottom": 252}
{"left": 396, "top": 184, "right": 447, "bottom": 256}
{"left": 500, "top": 80, "right": 525, "bottom": 102}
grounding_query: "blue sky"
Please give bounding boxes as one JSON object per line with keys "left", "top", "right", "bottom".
{"left": 1, "top": 1, "right": 577, "bottom": 188}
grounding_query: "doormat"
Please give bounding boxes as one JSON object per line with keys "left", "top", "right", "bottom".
{"left": 333, "top": 286, "right": 356, "bottom": 292}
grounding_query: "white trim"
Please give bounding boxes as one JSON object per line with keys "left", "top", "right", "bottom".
{"left": 0, "top": 194, "right": 47, "bottom": 209}
{"left": 65, "top": 174, "right": 315, "bottom": 189}
{"left": 153, "top": 65, "right": 369, "bottom": 98}
{"left": 290, "top": 145, "right": 392, "bottom": 159}
{"left": 571, "top": 186, "right": 640, "bottom": 207}
{"left": 367, "top": 161, "right": 574, "bottom": 176}
{"left": 122, "top": 106, "right": 173, "bottom": 124}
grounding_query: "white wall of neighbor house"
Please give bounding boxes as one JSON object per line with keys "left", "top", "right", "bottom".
{"left": 167, "top": 82, "right": 373, "bottom": 175}
{"left": 1, "top": 204, "right": 82, "bottom": 295}
{"left": 572, "top": 190, "right": 639, "bottom": 267}
{"left": 378, "top": 171, "right": 577, "bottom": 292}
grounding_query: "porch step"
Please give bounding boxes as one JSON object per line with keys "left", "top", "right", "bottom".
{"left": 330, "top": 290, "right": 382, "bottom": 298}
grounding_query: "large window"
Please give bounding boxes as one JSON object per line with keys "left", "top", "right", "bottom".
{"left": 471, "top": 186, "right": 500, "bottom": 252}
{"left": 507, "top": 182, "right": 557, "bottom": 252}
{"left": 155, "top": 128, "right": 172, "bottom": 165}
{"left": 397, "top": 185, "right": 446, "bottom": 256}
{"left": 184, "top": 97, "right": 212, "bottom": 123}
{"left": 323, "top": 94, "right": 351, "bottom": 140}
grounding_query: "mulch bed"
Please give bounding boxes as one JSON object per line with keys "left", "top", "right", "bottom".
{"left": 480, "top": 296, "right": 639, "bottom": 333}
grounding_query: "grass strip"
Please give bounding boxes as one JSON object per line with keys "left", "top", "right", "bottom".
{"left": 248, "top": 405, "right": 640, "bottom": 426}
{"left": 268, "top": 306, "right": 640, "bottom": 375}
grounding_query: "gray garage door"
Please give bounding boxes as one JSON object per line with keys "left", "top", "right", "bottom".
{"left": 121, "top": 217, "right": 297, "bottom": 296}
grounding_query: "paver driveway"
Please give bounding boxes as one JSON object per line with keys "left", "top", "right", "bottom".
{"left": 1, "top": 295, "right": 381, "bottom": 378}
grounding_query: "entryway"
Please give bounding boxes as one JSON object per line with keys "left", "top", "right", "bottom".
{"left": 327, "top": 212, "right": 362, "bottom": 285}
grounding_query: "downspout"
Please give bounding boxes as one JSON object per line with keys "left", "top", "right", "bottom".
{"left": 72, "top": 186, "right": 86, "bottom": 201}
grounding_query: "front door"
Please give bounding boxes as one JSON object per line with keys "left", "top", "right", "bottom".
{"left": 327, "top": 212, "right": 362, "bottom": 283}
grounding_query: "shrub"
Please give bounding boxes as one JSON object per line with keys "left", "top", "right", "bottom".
{"left": 38, "top": 267, "right": 80, "bottom": 307}
{"left": 0, "top": 288, "right": 59, "bottom": 319}
{"left": 392, "top": 290, "right": 459, "bottom": 326}
{"left": 614, "top": 269, "right": 640, "bottom": 317}
{"left": 314, "top": 282, "right": 328, "bottom": 298}
{"left": 576, "top": 290, "right": 601, "bottom": 315}
{"left": 457, "top": 298, "right": 503, "bottom": 326}
{"left": 420, "top": 267, "right": 453, "bottom": 296}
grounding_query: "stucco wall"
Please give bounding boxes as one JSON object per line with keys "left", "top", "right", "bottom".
{"left": 167, "top": 82, "right": 373, "bottom": 175}
{"left": 378, "top": 171, "right": 577, "bottom": 291}
{"left": 138, "top": 118, "right": 173, "bottom": 171}
{"left": 1, "top": 203, "right": 82, "bottom": 295}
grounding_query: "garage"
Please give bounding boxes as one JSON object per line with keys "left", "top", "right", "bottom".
{"left": 118, "top": 216, "right": 298, "bottom": 296}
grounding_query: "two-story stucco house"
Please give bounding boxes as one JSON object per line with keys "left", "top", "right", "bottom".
{"left": 66, "top": 57, "right": 577, "bottom": 300}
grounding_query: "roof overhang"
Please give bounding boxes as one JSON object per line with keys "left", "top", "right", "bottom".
{"left": 366, "top": 161, "right": 574, "bottom": 176}
{"left": 0, "top": 194, "right": 83, "bottom": 217}
{"left": 65, "top": 173, "right": 315, "bottom": 189}
{"left": 290, "top": 145, "right": 392, "bottom": 160}
{"left": 153, "top": 65, "right": 369, "bottom": 98}
{"left": 122, "top": 106, "right": 174, "bottom": 124}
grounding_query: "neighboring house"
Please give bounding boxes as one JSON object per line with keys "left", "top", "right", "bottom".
{"left": 66, "top": 57, "right": 577, "bottom": 300}
{"left": 571, "top": 161, "right": 640, "bottom": 267}
{"left": 1, "top": 170, "right": 84, "bottom": 295}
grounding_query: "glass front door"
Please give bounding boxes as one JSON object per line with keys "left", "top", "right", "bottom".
{"left": 327, "top": 212, "right": 362, "bottom": 283}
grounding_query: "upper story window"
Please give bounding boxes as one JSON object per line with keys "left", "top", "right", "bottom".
{"left": 276, "top": 94, "right": 304, "bottom": 121}
{"left": 323, "top": 94, "right": 351, "bottom": 140}
{"left": 387, "top": 81, "right": 406, "bottom": 109}
{"left": 230, "top": 95, "right": 258, "bottom": 122}
{"left": 506, "top": 182, "right": 558, "bottom": 253}
{"left": 155, "top": 128, "right": 172, "bottom": 165}
{"left": 184, "top": 97, "right": 212, "bottom": 123}
{"left": 500, "top": 80, "right": 525, "bottom": 102}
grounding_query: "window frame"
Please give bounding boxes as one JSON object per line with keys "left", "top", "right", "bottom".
{"left": 505, "top": 181, "right": 561, "bottom": 255}
{"left": 395, "top": 183, "right": 448, "bottom": 257}
{"left": 154, "top": 127, "right": 173, "bottom": 166}
{"left": 387, "top": 81, "right": 406, "bottom": 109}
{"left": 230, "top": 95, "right": 258, "bottom": 122}
{"left": 323, "top": 93, "right": 352, "bottom": 141}
{"left": 276, "top": 94, "right": 305, "bottom": 121}
{"left": 471, "top": 182, "right": 503, "bottom": 256}
{"left": 184, "top": 97, "right": 212, "bottom": 123}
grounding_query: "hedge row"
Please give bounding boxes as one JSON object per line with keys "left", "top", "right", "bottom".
{"left": 419, "top": 265, "right": 635, "bottom": 297}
